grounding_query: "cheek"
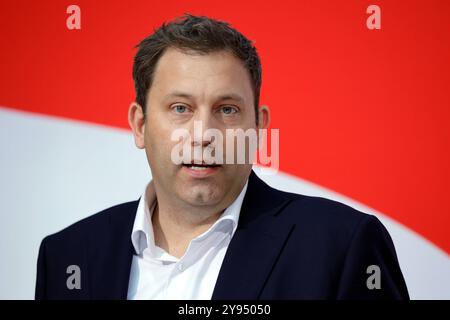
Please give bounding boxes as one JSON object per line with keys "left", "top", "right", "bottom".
{"left": 145, "top": 124, "right": 179, "bottom": 161}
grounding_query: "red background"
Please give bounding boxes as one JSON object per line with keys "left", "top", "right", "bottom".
{"left": 1, "top": 0, "right": 449, "bottom": 253}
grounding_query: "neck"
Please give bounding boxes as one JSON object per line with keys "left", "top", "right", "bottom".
{"left": 151, "top": 200, "right": 224, "bottom": 258}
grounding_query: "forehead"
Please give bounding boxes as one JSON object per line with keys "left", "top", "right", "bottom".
{"left": 148, "top": 47, "right": 254, "bottom": 103}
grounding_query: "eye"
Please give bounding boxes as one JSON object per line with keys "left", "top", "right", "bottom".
{"left": 220, "top": 105, "right": 237, "bottom": 115}
{"left": 173, "top": 104, "right": 188, "bottom": 114}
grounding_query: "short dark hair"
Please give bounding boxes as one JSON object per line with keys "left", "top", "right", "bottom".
{"left": 132, "top": 14, "right": 262, "bottom": 124}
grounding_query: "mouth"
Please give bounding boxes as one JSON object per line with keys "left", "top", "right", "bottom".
{"left": 182, "top": 161, "right": 221, "bottom": 170}
{"left": 181, "top": 161, "right": 222, "bottom": 176}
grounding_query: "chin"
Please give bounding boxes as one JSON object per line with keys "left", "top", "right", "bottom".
{"left": 181, "top": 185, "right": 223, "bottom": 207}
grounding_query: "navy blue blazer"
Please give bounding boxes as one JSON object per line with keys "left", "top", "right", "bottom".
{"left": 35, "top": 171, "right": 409, "bottom": 299}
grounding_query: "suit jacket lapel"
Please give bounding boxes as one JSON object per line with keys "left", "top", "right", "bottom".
{"left": 212, "top": 171, "right": 296, "bottom": 299}
{"left": 87, "top": 200, "right": 139, "bottom": 299}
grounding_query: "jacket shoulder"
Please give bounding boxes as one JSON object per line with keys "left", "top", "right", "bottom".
{"left": 249, "top": 173, "right": 373, "bottom": 234}
{"left": 272, "top": 187, "right": 380, "bottom": 239}
{"left": 35, "top": 200, "right": 139, "bottom": 299}
{"left": 41, "top": 200, "right": 139, "bottom": 248}
{"left": 262, "top": 187, "right": 409, "bottom": 299}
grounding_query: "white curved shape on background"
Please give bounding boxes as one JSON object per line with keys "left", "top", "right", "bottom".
{"left": 0, "top": 107, "right": 448, "bottom": 299}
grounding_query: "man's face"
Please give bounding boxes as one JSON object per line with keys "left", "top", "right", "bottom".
{"left": 141, "top": 48, "right": 259, "bottom": 211}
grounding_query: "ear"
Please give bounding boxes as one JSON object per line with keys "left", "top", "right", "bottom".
{"left": 258, "top": 105, "right": 270, "bottom": 130}
{"left": 256, "top": 105, "right": 270, "bottom": 150}
{"left": 128, "top": 101, "right": 146, "bottom": 149}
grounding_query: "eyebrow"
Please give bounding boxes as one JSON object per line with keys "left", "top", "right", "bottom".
{"left": 217, "top": 93, "right": 245, "bottom": 103}
{"left": 162, "top": 91, "right": 194, "bottom": 101}
{"left": 162, "top": 91, "right": 245, "bottom": 103}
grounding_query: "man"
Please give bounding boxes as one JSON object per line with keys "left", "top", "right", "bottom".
{"left": 35, "top": 14, "right": 409, "bottom": 299}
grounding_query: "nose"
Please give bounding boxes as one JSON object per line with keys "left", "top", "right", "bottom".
{"left": 190, "top": 108, "right": 216, "bottom": 148}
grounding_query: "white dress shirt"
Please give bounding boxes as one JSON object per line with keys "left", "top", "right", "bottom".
{"left": 127, "top": 180, "right": 248, "bottom": 300}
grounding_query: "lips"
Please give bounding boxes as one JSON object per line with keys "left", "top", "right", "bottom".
{"left": 181, "top": 160, "right": 222, "bottom": 177}
{"left": 182, "top": 161, "right": 221, "bottom": 170}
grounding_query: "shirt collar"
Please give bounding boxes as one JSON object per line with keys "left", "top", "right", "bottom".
{"left": 131, "top": 179, "right": 248, "bottom": 256}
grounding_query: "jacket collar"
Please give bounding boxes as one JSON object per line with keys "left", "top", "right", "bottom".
{"left": 88, "top": 170, "right": 295, "bottom": 299}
